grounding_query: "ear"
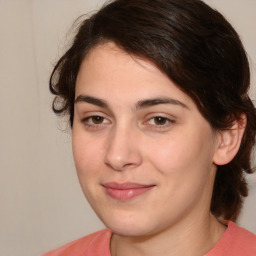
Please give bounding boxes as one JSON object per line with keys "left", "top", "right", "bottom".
{"left": 213, "top": 114, "right": 246, "bottom": 165}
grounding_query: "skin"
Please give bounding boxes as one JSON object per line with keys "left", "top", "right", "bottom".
{"left": 72, "top": 42, "right": 228, "bottom": 256}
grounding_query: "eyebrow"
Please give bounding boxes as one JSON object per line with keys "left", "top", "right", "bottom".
{"left": 74, "top": 95, "right": 188, "bottom": 110}
{"left": 135, "top": 97, "right": 188, "bottom": 110}
{"left": 75, "top": 95, "right": 108, "bottom": 108}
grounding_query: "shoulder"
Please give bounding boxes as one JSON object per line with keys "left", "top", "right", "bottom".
{"left": 228, "top": 222, "right": 256, "bottom": 254}
{"left": 41, "top": 229, "right": 112, "bottom": 256}
{"left": 206, "top": 221, "right": 256, "bottom": 256}
{"left": 229, "top": 221, "right": 256, "bottom": 241}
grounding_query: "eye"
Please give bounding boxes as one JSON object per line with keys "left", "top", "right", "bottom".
{"left": 82, "top": 115, "right": 110, "bottom": 126}
{"left": 147, "top": 116, "right": 174, "bottom": 128}
{"left": 150, "top": 116, "right": 168, "bottom": 125}
{"left": 90, "top": 116, "right": 105, "bottom": 124}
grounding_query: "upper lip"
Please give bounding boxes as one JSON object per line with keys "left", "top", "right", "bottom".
{"left": 102, "top": 182, "right": 155, "bottom": 190}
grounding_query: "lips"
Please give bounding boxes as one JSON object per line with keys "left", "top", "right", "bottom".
{"left": 102, "top": 182, "right": 155, "bottom": 200}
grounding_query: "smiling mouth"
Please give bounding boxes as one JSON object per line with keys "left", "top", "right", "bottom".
{"left": 102, "top": 182, "right": 156, "bottom": 200}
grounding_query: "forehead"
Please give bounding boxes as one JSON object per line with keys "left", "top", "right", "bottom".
{"left": 78, "top": 42, "right": 160, "bottom": 83}
{"left": 76, "top": 43, "right": 193, "bottom": 105}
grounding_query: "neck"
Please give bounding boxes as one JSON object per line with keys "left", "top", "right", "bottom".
{"left": 110, "top": 213, "right": 226, "bottom": 256}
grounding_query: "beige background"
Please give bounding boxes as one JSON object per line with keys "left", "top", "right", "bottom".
{"left": 0, "top": 1, "right": 255, "bottom": 255}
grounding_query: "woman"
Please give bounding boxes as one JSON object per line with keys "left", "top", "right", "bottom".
{"left": 42, "top": 0, "right": 256, "bottom": 255}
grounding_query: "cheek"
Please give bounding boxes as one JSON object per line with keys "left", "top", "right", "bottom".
{"left": 145, "top": 128, "right": 215, "bottom": 177}
{"left": 144, "top": 132, "right": 216, "bottom": 210}
{"left": 72, "top": 130, "right": 103, "bottom": 180}
{"left": 72, "top": 133, "right": 105, "bottom": 205}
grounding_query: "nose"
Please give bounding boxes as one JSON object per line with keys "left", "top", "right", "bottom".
{"left": 104, "top": 126, "right": 143, "bottom": 171}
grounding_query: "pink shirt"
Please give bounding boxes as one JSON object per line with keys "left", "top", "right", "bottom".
{"left": 41, "top": 221, "right": 256, "bottom": 256}
{"left": 205, "top": 221, "right": 256, "bottom": 256}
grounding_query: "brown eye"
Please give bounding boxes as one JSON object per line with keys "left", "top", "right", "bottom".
{"left": 82, "top": 115, "right": 110, "bottom": 127}
{"left": 153, "top": 117, "right": 168, "bottom": 125}
{"left": 91, "top": 116, "right": 104, "bottom": 124}
{"left": 147, "top": 116, "right": 174, "bottom": 129}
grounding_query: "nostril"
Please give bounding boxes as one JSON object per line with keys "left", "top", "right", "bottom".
{"left": 104, "top": 149, "right": 142, "bottom": 171}
{"left": 104, "top": 128, "right": 143, "bottom": 171}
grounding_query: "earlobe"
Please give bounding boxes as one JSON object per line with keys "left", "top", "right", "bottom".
{"left": 213, "top": 115, "right": 246, "bottom": 165}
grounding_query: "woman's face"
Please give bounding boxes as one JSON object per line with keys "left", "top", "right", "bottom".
{"left": 72, "top": 42, "right": 220, "bottom": 237}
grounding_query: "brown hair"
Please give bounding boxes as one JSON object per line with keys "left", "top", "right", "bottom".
{"left": 50, "top": 0, "right": 256, "bottom": 221}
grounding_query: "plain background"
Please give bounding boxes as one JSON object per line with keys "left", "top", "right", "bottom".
{"left": 0, "top": 1, "right": 255, "bottom": 255}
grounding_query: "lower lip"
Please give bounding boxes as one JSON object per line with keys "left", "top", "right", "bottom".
{"left": 104, "top": 186, "right": 154, "bottom": 200}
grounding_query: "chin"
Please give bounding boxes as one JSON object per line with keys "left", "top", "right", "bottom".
{"left": 108, "top": 223, "right": 153, "bottom": 237}
{"left": 100, "top": 212, "right": 157, "bottom": 237}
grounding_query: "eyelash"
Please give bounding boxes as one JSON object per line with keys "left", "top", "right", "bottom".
{"left": 81, "top": 115, "right": 110, "bottom": 127}
{"left": 146, "top": 116, "right": 175, "bottom": 129}
{"left": 81, "top": 115, "right": 175, "bottom": 130}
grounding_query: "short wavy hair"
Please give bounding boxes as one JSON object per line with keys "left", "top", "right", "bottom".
{"left": 50, "top": 0, "right": 256, "bottom": 221}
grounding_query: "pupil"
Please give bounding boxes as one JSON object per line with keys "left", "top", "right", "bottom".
{"left": 92, "top": 116, "right": 103, "bottom": 124}
{"left": 155, "top": 117, "right": 166, "bottom": 125}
